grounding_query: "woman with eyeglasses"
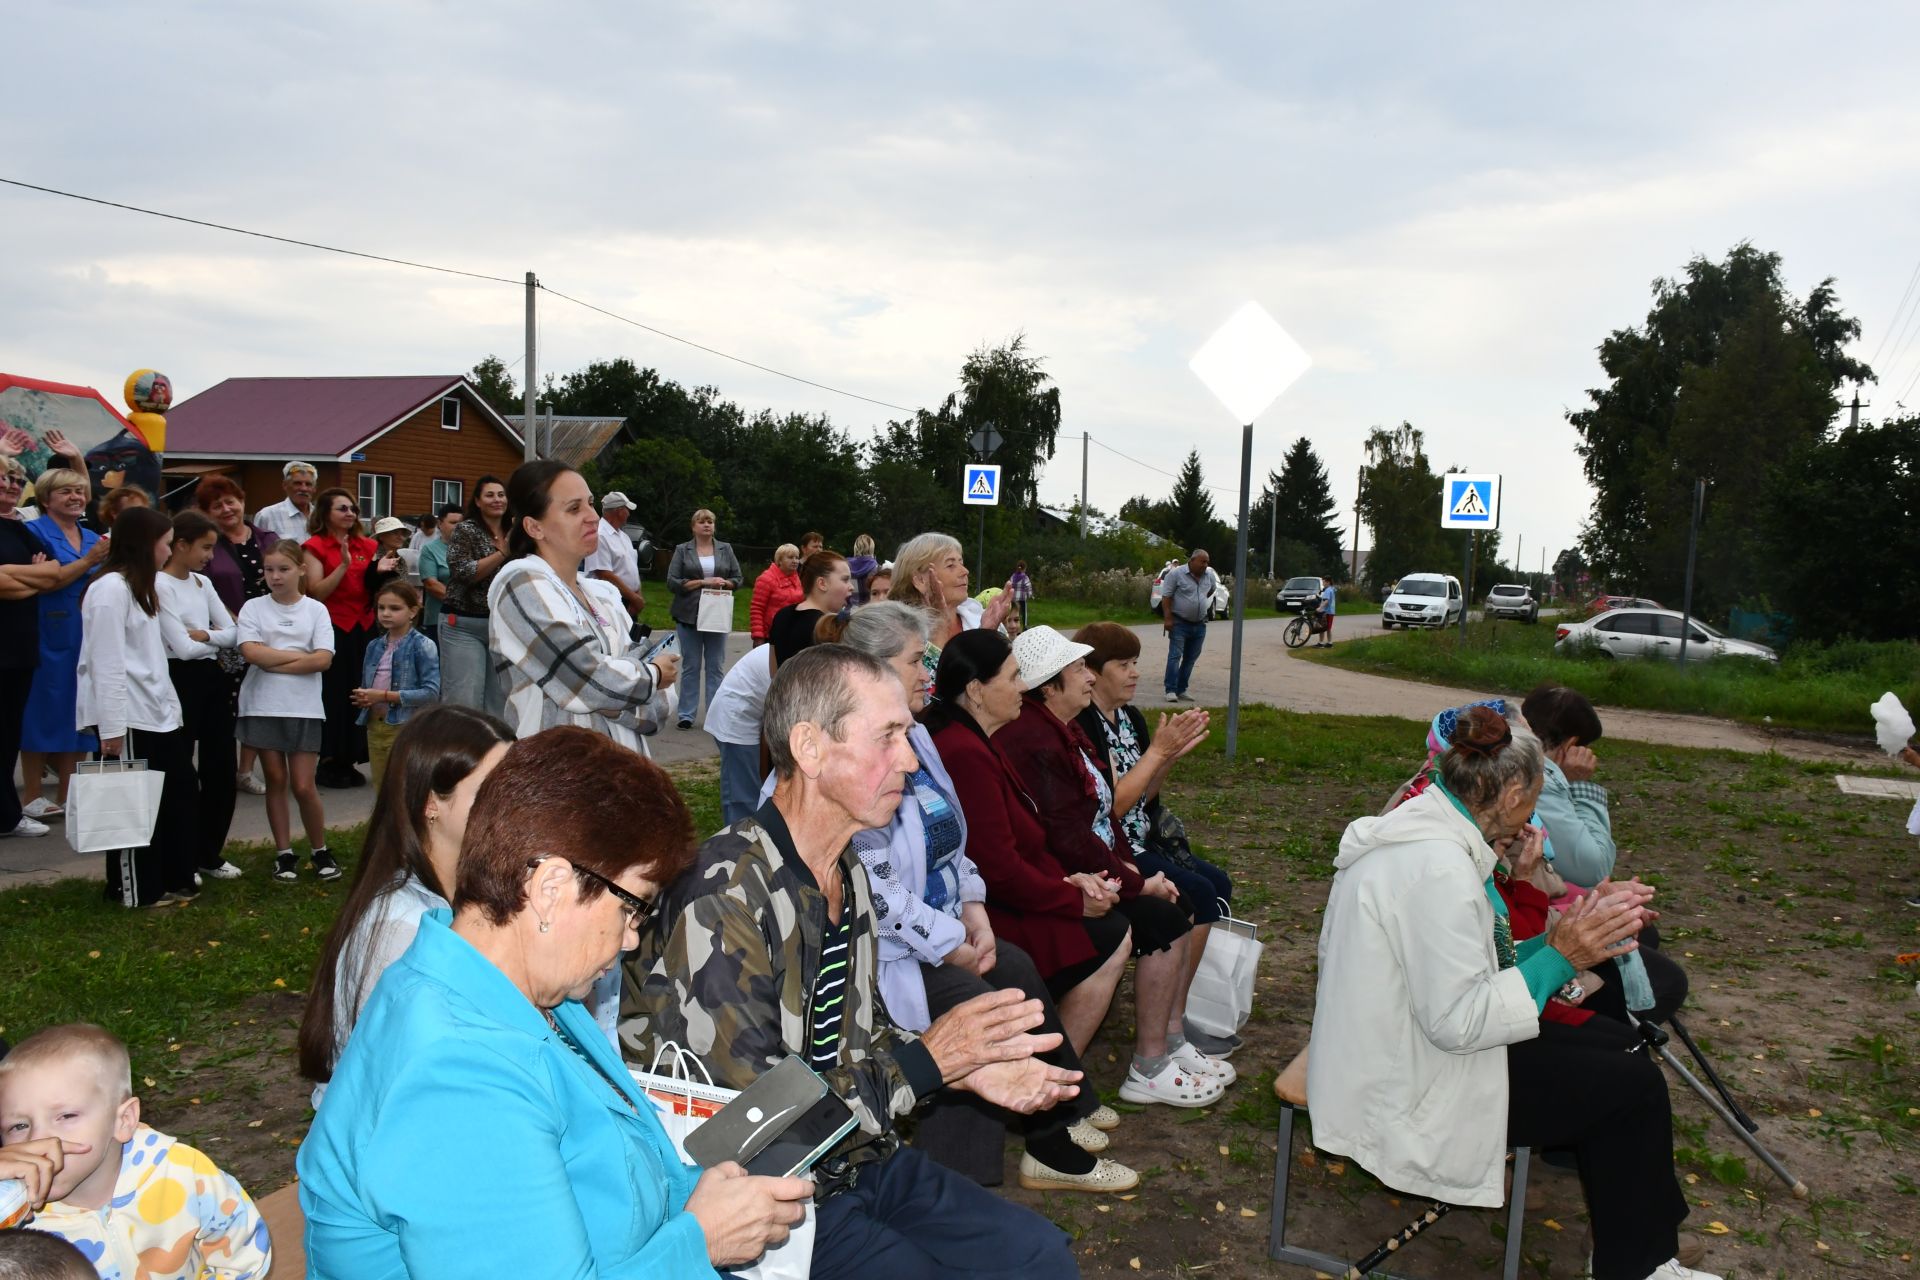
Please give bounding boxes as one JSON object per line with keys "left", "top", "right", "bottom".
{"left": 297, "top": 727, "right": 813, "bottom": 1280}
{"left": 302, "top": 487, "right": 379, "bottom": 789}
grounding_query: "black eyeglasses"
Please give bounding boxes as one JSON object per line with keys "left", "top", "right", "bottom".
{"left": 529, "top": 857, "right": 654, "bottom": 928}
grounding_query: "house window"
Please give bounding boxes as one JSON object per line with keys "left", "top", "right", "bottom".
{"left": 358, "top": 472, "right": 394, "bottom": 523}
{"left": 440, "top": 397, "right": 461, "bottom": 431}
{"left": 431, "top": 478, "right": 464, "bottom": 514}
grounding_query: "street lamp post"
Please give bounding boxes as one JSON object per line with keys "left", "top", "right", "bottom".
{"left": 1189, "top": 303, "right": 1312, "bottom": 762}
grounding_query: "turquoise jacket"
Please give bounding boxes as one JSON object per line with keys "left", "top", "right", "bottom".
{"left": 297, "top": 910, "right": 712, "bottom": 1279}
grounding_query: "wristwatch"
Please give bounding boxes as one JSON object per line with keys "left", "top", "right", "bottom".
{"left": 1557, "top": 977, "right": 1585, "bottom": 1004}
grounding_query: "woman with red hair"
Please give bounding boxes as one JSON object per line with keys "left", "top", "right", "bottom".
{"left": 194, "top": 473, "right": 279, "bottom": 794}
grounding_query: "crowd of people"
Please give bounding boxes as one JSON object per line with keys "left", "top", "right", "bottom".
{"left": 0, "top": 450, "right": 1729, "bottom": 1280}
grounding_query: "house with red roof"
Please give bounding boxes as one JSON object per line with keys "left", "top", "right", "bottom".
{"left": 164, "top": 375, "right": 525, "bottom": 521}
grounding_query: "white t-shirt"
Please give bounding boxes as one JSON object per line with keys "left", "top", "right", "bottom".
{"left": 236, "top": 594, "right": 334, "bottom": 720}
{"left": 583, "top": 516, "right": 641, "bottom": 592}
{"left": 156, "top": 571, "right": 238, "bottom": 661}
{"left": 702, "top": 645, "right": 775, "bottom": 746}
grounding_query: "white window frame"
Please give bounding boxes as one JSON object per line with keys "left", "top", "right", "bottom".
{"left": 431, "top": 478, "right": 464, "bottom": 514}
{"left": 358, "top": 472, "right": 394, "bottom": 523}
{"left": 440, "top": 397, "right": 461, "bottom": 431}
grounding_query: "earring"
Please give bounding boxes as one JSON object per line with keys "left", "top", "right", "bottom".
{"left": 538, "top": 918, "right": 551, "bottom": 934}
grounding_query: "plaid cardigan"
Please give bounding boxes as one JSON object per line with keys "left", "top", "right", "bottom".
{"left": 486, "top": 555, "right": 675, "bottom": 755}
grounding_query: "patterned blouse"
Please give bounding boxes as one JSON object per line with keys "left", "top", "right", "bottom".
{"left": 1087, "top": 706, "right": 1151, "bottom": 850}
{"left": 443, "top": 517, "right": 505, "bottom": 618}
{"left": 910, "top": 765, "right": 966, "bottom": 913}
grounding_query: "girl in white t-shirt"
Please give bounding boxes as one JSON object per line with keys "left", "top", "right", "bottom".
{"left": 236, "top": 540, "right": 337, "bottom": 882}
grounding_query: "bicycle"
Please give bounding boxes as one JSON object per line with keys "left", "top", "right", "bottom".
{"left": 1283, "top": 604, "right": 1329, "bottom": 649}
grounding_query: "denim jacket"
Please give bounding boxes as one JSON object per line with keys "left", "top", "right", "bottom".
{"left": 356, "top": 628, "right": 441, "bottom": 725}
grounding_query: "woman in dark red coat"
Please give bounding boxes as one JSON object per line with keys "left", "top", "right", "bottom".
{"left": 921, "top": 631, "right": 1129, "bottom": 1061}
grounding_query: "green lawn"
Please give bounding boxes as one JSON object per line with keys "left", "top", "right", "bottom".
{"left": 1307, "top": 619, "right": 1917, "bottom": 736}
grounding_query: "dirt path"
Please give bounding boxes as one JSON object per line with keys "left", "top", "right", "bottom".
{"left": 1125, "top": 618, "right": 1876, "bottom": 765}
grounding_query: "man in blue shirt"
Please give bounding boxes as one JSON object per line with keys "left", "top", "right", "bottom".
{"left": 1158, "top": 550, "right": 1218, "bottom": 702}
{"left": 1316, "top": 580, "right": 1337, "bottom": 648}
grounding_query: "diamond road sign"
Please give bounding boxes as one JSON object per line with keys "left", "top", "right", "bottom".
{"left": 962, "top": 464, "right": 1001, "bottom": 506}
{"left": 1441, "top": 473, "right": 1500, "bottom": 529}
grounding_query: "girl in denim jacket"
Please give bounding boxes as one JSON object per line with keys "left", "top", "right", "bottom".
{"left": 352, "top": 580, "right": 440, "bottom": 787}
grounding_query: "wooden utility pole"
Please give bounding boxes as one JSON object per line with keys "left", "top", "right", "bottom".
{"left": 1350, "top": 465, "right": 1363, "bottom": 583}
{"left": 522, "top": 272, "right": 538, "bottom": 462}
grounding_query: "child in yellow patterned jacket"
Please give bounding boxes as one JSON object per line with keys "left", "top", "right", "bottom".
{"left": 0, "top": 1024, "right": 271, "bottom": 1280}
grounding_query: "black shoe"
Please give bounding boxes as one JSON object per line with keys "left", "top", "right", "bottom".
{"left": 316, "top": 768, "right": 351, "bottom": 790}
{"left": 677, "top": 719, "right": 694, "bottom": 730}
{"left": 1906, "top": 893, "right": 1920, "bottom": 908}
{"left": 312, "top": 849, "right": 341, "bottom": 881}
{"left": 273, "top": 852, "right": 299, "bottom": 882}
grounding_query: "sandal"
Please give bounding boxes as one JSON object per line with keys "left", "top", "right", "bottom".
{"left": 1085, "top": 1104, "right": 1121, "bottom": 1132}
{"left": 1118, "top": 1061, "right": 1225, "bottom": 1109}
{"left": 1067, "top": 1120, "right": 1110, "bottom": 1153}
{"left": 1017, "top": 1153, "right": 1141, "bottom": 1193}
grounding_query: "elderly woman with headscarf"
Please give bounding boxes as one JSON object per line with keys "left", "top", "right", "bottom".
{"left": 297, "top": 727, "right": 812, "bottom": 1279}
{"left": 1308, "top": 706, "right": 1718, "bottom": 1280}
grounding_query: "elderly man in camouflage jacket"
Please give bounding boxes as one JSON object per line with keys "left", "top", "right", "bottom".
{"left": 622, "top": 645, "right": 1082, "bottom": 1279}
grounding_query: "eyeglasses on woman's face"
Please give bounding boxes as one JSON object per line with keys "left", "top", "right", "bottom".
{"left": 528, "top": 856, "right": 655, "bottom": 929}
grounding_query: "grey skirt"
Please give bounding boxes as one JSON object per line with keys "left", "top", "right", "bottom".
{"left": 235, "top": 716, "right": 324, "bottom": 754}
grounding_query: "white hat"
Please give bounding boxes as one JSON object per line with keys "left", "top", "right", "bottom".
{"left": 372, "top": 515, "right": 409, "bottom": 537}
{"left": 601, "top": 491, "right": 635, "bottom": 512}
{"left": 1012, "top": 625, "right": 1092, "bottom": 691}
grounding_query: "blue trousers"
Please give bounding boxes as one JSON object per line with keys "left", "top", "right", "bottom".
{"left": 1163, "top": 619, "right": 1207, "bottom": 696}
{"left": 716, "top": 740, "right": 764, "bottom": 826}
{"left": 1135, "top": 850, "right": 1233, "bottom": 924}
{"left": 674, "top": 624, "right": 728, "bottom": 723}
{"left": 809, "top": 1147, "right": 1078, "bottom": 1279}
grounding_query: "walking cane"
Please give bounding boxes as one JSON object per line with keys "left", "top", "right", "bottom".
{"left": 1630, "top": 1018, "right": 1808, "bottom": 1198}
{"left": 1342, "top": 1200, "right": 1453, "bottom": 1278}
{"left": 1665, "top": 1014, "right": 1759, "bottom": 1133}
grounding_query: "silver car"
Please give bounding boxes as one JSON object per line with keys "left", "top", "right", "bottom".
{"left": 1554, "top": 608, "right": 1777, "bottom": 662}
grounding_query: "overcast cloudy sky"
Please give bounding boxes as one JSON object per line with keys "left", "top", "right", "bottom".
{"left": 6, "top": 1, "right": 1915, "bottom": 565}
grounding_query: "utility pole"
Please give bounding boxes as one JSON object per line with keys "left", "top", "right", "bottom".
{"left": 522, "top": 271, "right": 538, "bottom": 463}
{"left": 1350, "top": 465, "right": 1363, "bottom": 584}
{"left": 1080, "top": 430, "right": 1089, "bottom": 540}
{"left": 1678, "top": 478, "right": 1705, "bottom": 665}
{"left": 1225, "top": 422, "right": 1253, "bottom": 761}
{"left": 1849, "top": 389, "right": 1867, "bottom": 430}
{"left": 1514, "top": 533, "right": 1522, "bottom": 591}
{"left": 1267, "top": 483, "right": 1277, "bottom": 577}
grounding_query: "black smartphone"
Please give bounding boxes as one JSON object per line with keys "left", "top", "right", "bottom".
{"left": 683, "top": 1057, "right": 857, "bottom": 1178}
{"left": 742, "top": 1091, "right": 859, "bottom": 1178}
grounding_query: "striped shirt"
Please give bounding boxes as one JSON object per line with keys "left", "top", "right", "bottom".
{"left": 809, "top": 905, "right": 852, "bottom": 1072}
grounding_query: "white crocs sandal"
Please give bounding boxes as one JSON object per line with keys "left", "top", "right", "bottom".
{"left": 1017, "top": 1153, "right": 1141, "bottom": 1193}
{"left": 1118, "top": 1062, "right": 1225, "bottom": 1108}
{"left": 1172, "top": 1041, "right": 1238, "bottom": 1086}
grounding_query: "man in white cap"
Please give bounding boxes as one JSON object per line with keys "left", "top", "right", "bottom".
{"left": 252, "top": 461, "right": 319, "bottom": 544}
{"left": 584, "top": 490, "right": 644, "bottom": 617}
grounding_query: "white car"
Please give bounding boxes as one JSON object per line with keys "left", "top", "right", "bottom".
{"left": 1484, "top": 583, "right": 1539, "bottom": 623}
{"left": 1381, "top": 572, "right": 1463, "bottom": 629}
{"left": 1149, "top": 560, "right": 1230, "bottom": 619}
{"left": 1554, "top": 609, "right": 1778, "bottom": 663}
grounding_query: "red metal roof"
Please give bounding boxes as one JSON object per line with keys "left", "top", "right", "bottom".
{"left": 166, "top": 375, "right": 469, "bottom": 457}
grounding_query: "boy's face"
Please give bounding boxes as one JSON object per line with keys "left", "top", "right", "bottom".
{"left": 0, "top": 1059, "right": 140, "bottom": 1206}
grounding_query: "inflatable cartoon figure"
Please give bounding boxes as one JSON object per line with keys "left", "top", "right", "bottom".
{"left": 0, "top": 370, "right": 165, "bottom": 506}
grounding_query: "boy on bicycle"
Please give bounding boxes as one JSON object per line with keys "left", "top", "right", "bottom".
{"left": 1315, "top": 580, "right": 1336, "bottom": 647}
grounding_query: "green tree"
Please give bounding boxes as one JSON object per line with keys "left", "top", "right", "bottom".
{"left": 1570, "top": 243, "right": 1870, "bottom": 611}
{"left": 1356, "top": 423, "right": 1451, "bottom": 594}
{"left": 592, "top": 436, "right": 724, "bottom": 539}
{"left": 469, "top": 355, "right": 520, "bottom": 417}
{"left": 1268, "top": 436, "right": 1345, "bottom": 578}
{"left": 865, "top": 409, "right": 973, "bottom": 547}
{"left": 941, "top": 335, "right": 1061, "bottom": 509}
{"left": 1163, "top": 451, "right": 1229, "bottom": 555}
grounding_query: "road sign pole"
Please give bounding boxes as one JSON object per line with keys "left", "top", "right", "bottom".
{"left": 978, "top": 507, "right": 987, "bottom": 591}
{"left": 1226, "top": 422, "right": 1253, "bottom": 763}
{"left": 1678, "top": 477, "right": 1703, "bottom": 665}
{"left": 1459, "top": 531, "right": 1473, "bottom": 637}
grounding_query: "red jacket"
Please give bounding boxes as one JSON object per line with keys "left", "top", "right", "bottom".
{"left": 928, "top": 713, "right": 1096, "bottom": 980}
{"left": 991, "top": 698, "right": 1145, "bottom": 896}
{"left": 749, "top": 564, "right": 803, "bottom": 641}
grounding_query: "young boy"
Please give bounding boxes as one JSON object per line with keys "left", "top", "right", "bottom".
{"left": 0, "top": 1025, "right": 271, "bottom": 1280}
{"left": 0, "top": 1229, "right": 96, "bottom": 1279}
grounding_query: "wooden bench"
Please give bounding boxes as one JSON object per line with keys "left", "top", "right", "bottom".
{"left": 256, "top": 1182, "right": 306, "bottom": 1279}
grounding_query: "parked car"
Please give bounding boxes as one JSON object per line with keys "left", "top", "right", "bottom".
{"left": 1275, "top": 575, "right": 1324, "bottom": 611}
{"left": 1149, "top": 560, "right": 1230, "bottom": 619}
{"left": 1484, "top": 583, "right": 1538, "bottom": 623}
{"left": 1554, "top": 608, "right": 1777, "bottom": 663}
{"left": 1381, "top": 572, "right": 1463, "bottom": 629}
{"left": 1582, "top": 593, "right": 1662, "bottom": 617}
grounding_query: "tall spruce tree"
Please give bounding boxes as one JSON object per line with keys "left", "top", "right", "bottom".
{"left": 1270, "top": 436, "right": 1345, "bottom": 578}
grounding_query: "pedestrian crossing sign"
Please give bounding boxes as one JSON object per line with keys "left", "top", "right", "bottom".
{"left": 963, "top": 463, "right": 1002, "bottom": 506}
{"left": 1441, "top": 473, "right": 1500, "bottom": 529}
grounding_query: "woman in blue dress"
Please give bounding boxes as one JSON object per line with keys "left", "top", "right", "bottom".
{"left": 21, "top": 467, "right": 108, "bottom": 819}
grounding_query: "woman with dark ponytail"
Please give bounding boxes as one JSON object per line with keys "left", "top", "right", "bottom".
{"left": 485, "top": 461, "right": 682, "bottom": 759}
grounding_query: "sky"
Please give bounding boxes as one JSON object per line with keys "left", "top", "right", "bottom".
{"left": 6, "top": 1, "right": 1917, "bottom": 568}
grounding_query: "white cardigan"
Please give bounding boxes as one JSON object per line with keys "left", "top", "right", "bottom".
{"left": 77, "top": 573, "right": 183, "bottom": 740}
{"left": 1306, "top": 786, "right": 1541, "bottom": 1207}
{"left": 156, "top": 571, "right": 238, "bottom": 661}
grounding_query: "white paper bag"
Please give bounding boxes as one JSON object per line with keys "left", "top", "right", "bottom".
{"left": 632, "top": 1044, "right": 816, "bottom": 1280}
{"left": 697, "top": 589, "right": 734, "bottom": 634}
{"left": 66, "top": 760, "right": 165, "bottom": 853}
{"left": 1185, "top": 901, "right": 1263, "bottom": 1038}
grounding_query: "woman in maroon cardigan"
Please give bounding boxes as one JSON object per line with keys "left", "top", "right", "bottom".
{"left": 925, "top": 630, "right": 1225, "bottom": 1110}
{"left": 991, "top": 626, "right": 1232, "bottom": 1109}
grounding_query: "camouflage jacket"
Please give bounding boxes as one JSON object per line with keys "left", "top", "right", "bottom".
{"left": 619, "top": 801, "right": 943, "bottom": 1167}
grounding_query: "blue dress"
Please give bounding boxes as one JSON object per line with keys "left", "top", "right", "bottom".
{"left": 23, "top": 516, "right": 99, "bottom": 754}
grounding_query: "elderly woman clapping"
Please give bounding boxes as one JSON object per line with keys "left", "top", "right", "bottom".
{"left": 298, "top": 727, "right": 811, "bottom": 1279}
{"left": 890, "top": 533, "right": 1011, "bottom": 654}
{"left": 1308, "top": 707, "right": 1713, "bottom": 1280}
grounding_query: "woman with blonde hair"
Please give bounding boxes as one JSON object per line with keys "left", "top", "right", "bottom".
{"left": 664, "top": 508, "right": 741, "bottom": 729}
{"left": 21, "top": 467, "right": 111, "bottom": 820}
{"left": 748, "top": 543, "right": 802, "bottom": 645}
{"left": 889, "top": 533, "right": 1013, "bottom": 656}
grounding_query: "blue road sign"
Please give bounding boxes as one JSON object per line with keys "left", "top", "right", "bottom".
{"left": 963, "top": 463, "right": 1001, "bottom": 506}
{"left": 1441, "top": 473, "right": 1500, "bottom": 529}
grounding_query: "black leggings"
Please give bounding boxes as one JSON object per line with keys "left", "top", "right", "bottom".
{"left": 1507, "top": 1019, "right": 1688, "bottom": 1280}
{"left": 102, "top": 725, "right": 198, "bottom": 906}
{"left": 170, "top": 659, "right": 238, "bottom": 870}
{"left": 319, "top": 624, "right": 370, "bottom": 768}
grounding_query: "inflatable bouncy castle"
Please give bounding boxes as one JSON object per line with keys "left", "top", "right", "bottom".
{"left": 0, "top": 370, "right": 166, "bottom": 506}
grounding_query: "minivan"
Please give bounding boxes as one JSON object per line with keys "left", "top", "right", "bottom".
{"left": 1382, "top": 573, "right": 1463, "bottom": 629}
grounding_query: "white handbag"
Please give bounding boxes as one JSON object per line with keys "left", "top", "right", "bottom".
{"left": 66, "top": 759, "right": 166, "bottom": 853}
{"left": 1184, "top": 900, "right": 1263, "bottom": 1039}
{"left": 696, "top": 588, "right": 735, "bottom": 634}
{"left": 631, "top": 1044, "right": 816, "bottom": 1280}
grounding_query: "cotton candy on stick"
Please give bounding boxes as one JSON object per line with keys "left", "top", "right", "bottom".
{"left": 1870, "top": 692, "right": 1915, "bottom": 757}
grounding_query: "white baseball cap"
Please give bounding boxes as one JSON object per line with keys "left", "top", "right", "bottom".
{"left": 601, "top": 491, "right": 635, "bottom": 512}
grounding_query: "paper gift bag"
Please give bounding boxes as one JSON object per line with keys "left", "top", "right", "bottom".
{"left": 66, "top": 759, "right": 165, "bottom": 854}
{"left": 1184, "top": 901, "right": 1263, "bottom": 1039}
{"left": 696, "top": 589, "right": 734, "bottom": 634}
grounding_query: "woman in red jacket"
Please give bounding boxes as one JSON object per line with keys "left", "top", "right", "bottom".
{"left": 747, "top": 543, "right": 803, "bottom": 645}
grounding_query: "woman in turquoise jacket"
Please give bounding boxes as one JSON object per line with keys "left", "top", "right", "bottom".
{"left": 296, "top": 727, "right": 811, "bottom": 1279}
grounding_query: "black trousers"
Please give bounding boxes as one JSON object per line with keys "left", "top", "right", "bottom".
{"left": 912, "top": 941, "right": 1097, "bottom": 1186}
{"left": 0, "top": 666, "right": 32, "bottom": 832}
{"left": 319, "top": 624, "right": 370, "bottom": 768}
{"left": 169, "top": 659, "right": 238, "bottom": 870}
{"left": 103, "top": 725, "right": 198, "bottom": 906}
{"left": 1507, "top": 1019, "right": 1688, "bottom": 1280}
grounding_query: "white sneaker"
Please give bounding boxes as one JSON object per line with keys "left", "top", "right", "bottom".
{"left": 22, "top": 797, "right": 63, "bottom": 820}
{"left": 235, "top": 773, "right": 266, "bottom": 795}
{"left": 4, "top": 815, "right": 49, "bottom": 838}
{"left": 1589, "top": 1258, "right": 1722, "bottom": 1280}
{"left": 1117, "top": 1059, "right": 1226, "bottom": 1109}
{"left": 1165, "top": 691, "right": 1180, "bottom": 703}
{"left": 202, "top": 861, "right": 244, "bottom": 880}
{"left": 1171, "top": 1040, "right": 1237, "bottom": 1086}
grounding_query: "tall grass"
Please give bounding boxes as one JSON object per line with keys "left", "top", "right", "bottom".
{"left": 1313, "top": 621, "right": 1918, "bottom": 735}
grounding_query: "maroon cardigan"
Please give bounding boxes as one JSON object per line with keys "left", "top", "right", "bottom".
{"left": 928, "top": 712, "right": 1096, "bottom": 980}
{"left": 991, "top": 698, "right": 1145, "bottom": 897}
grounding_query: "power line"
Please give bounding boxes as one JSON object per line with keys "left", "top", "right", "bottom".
{"left": 1867, "top": 254, "right": 1920, "bottom": 373}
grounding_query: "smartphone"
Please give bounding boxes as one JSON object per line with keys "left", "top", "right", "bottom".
{"left": 683, "top": 1057, "right": 857, "bottom": 1178}
{"left": 642, "top": 629, "right": 679, "bottom": 660}
{"left": 742, "top": 1092, "right": 859, "bottom": 1178}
